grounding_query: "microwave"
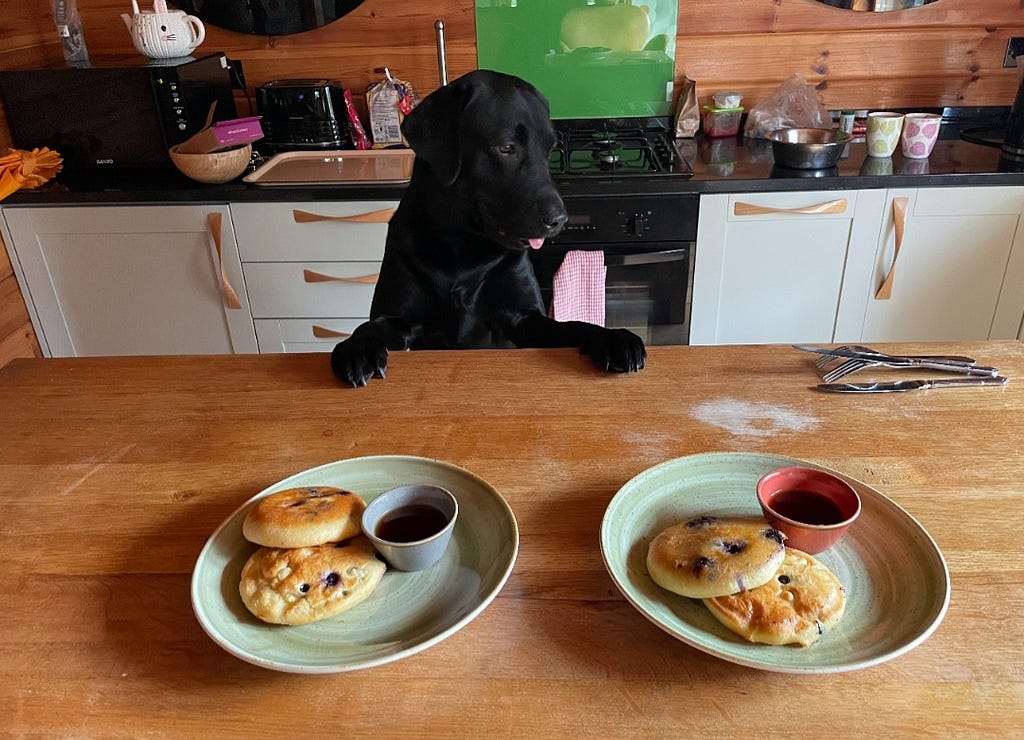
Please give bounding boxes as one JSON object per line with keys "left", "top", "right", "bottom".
{"left": 0, "top": 53, "right": 237, "bottom": 181}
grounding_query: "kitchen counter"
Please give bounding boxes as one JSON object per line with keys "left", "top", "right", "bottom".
{"left": 3, "top": 109, "right": 1022, "bottom": 206}
{"left": 2, "top": 343, "right": 1022, "bottom": 736}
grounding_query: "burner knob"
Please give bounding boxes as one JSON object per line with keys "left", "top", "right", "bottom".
{"left": 628, "top": 212, "right": 646, "bottom": 237}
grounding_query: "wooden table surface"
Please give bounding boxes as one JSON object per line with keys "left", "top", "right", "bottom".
{"left": 2, "top": 343, "right": 1022, "bottom": 737}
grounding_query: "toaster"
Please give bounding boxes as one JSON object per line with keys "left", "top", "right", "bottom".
{"left": 256, "top": 78, "right": 353, "bottom": 150}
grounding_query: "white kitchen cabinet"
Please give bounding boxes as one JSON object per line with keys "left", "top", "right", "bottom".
{"left": 843, "top": 186, "right": 1024, "bottom": 342}
{"left": 691, "top": 189, "right": 886, "bottom": 345}
{"left": 230, "top": 201, "right": 396, "bottom": 353}
{"left": 0, "top": 204, "right": 257, "bottom": 357}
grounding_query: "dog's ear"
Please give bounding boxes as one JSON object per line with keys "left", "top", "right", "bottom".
{"left": 401, "top": 81, "right": 469, "bottom": 187}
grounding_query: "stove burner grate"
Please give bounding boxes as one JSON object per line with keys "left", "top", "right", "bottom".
{"left": 549, "top": 120, "right": 688, "bottom": 178}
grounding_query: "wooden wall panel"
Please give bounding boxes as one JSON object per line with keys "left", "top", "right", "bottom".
{"left": 679, "top": 24, "right": 1024, "bottom": 109}
{"left": 679, "top": 0, "right": 1024, "bottom": 34}
{"left": 2, "top": 0, "right": 1021, "bottom": 113}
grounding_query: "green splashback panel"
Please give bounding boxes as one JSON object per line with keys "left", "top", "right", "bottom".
{"left": 475, "top": 0, "right": 678, "bottom": 119}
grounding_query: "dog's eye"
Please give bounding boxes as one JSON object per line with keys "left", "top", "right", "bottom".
{"left": 497, "top": 143, "right": 516, "bottom": 156}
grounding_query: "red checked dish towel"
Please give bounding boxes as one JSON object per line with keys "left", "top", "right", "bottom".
{"left": 550, "top": 250, "right": 606, "bottom": 326}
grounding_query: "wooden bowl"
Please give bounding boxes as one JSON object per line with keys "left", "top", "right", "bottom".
{"left": 168, "top": 143, "right": 252, "bottom": 184}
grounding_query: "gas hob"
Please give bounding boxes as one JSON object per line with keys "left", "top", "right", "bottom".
{"left": 549, "top": 119, "right": 693, "bottom": 179}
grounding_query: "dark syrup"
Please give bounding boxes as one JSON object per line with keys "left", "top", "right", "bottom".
{"left": 769, "top": 489, "right": 845, "bottom": 525}
{"left": 375, "top": 504, "right": 449, "bottom": 543}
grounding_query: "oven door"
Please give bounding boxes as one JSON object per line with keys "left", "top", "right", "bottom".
{"left": 531, "top": 242, "right": 694, "bottom": 346}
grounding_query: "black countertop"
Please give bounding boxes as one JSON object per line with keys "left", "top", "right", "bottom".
{"left": 4, "top": 108, "right": 1023, "bottom": 207}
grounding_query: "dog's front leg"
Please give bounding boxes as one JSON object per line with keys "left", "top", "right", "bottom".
{"left": 330, "top": 317, "right": 418, "bottom": 387}
{"left": 508, "top": 314, "right": 647, "bottom": 373}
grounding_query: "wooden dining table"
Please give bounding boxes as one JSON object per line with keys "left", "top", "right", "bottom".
{"left": 2, "top": 342, "right": 1022, "bottom": 737}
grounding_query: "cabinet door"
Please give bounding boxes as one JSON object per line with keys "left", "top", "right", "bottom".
{"left": 692, "top": 190, "right": 884, "bottom": 345}
{"left": 858, "top": 187, "right": 1024, "bottom": 342}
{"left": 1, "top": 205, "right": 257, "bottom": 357}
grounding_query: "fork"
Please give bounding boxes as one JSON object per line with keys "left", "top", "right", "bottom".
{"left": 813, "top": 344, "right": 977, "bottom": 369}
{"left": 820, "top": 357, "right": 1000, "bottom": 383}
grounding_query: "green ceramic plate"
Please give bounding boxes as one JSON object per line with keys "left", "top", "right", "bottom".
{"left": 191, "top": 456, "right": 518, "bottom": 673}
{"left": 600, "top": 452, "right": 950, "bottom": 674}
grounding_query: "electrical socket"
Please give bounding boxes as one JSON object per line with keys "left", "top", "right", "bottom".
{"left": 1004, "top": 37, "right": 1024, "bottom": 68}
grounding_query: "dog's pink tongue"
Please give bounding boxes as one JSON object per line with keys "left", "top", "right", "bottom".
{"left": 528, "top": 238, "right": 545, "bottom": 250}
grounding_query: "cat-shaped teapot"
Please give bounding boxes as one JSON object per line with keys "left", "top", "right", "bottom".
{"left": 122, "top": 0, "right": 205, "bottom": 59}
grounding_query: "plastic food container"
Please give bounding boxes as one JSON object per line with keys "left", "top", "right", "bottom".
{"left": 702, "top": 105, "right": 744, "bottom": 138}
{"left": 713, "top": 91, "right": 743, "bottom": 109}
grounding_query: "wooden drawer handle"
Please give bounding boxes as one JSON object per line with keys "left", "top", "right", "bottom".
{"left": 875, "top": 196, "right": 909, "bottom": 301}
{"left": 733, "top": 198, "right": 848, "bottom": 216}
{"left": 292, "top": 208, "right": 395, "bottom": 224}
{"left": 303, "top": 269, "right": 379, "bottom": 284}
{"left": 206, "top": 212, "right": 242, "bottom": 309}
{"left": 312, "top": 325, "right": 351, "bottom": 339}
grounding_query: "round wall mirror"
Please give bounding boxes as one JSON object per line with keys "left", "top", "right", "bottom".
{"left": 816, "top": 0, "right": 939, "bottom": 10}
{"left": 173, "top": 1, "right": 367, "bottom": 36}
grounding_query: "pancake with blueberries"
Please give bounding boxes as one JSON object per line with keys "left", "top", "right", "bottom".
{"left": 242, "top": 486, "right": 367, "bottom": 549}
{"left": 703, "top": 547, "right": 846, "bottom": 647}
{"left": 239, "top": 536, "right": 386, "bottom": 625}
{"left": 646, "top": 515, "right": 787, "bottom": 599}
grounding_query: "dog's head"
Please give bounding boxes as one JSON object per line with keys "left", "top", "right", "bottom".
{"left": 401, "top": 69, "right": 568, "bottom": 251}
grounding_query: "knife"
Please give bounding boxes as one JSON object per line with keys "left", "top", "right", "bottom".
{"left": 817, "top": 376, "right": 1010, "bottom": 393}
{"left": 792, "top": 344, "right": 978, "bottom": 368}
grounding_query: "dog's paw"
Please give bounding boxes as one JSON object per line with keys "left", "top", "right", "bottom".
{"left": 581, "top": 328, "right": 647, "bottom": 373}
{"left": 331, "top": 337, "right": 389, "bottom": 388}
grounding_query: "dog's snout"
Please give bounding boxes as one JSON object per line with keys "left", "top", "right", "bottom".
{"left": 542, "top": 200, "right": 568, "bottom": 236}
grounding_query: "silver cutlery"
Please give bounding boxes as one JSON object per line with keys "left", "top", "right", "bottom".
{"left": 817, "top": 376, "right": 1009, "bottom": 393}
{"left": 794, "top": 344, "right": 980, "bottom": 369}
{"left": 820, "top": 357, "right": 1000, "bottom": 383}
{"left": 811, "top": 344, "right": 977, "bottom": 369}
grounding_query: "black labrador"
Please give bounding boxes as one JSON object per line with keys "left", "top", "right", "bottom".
{"left": 330, "top": 69, "right": 647, "bottom": 387}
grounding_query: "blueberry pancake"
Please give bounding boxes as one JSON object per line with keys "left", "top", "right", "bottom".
{"left": 239, "top": 536, "right": 387, "bottom": 625}
{"left": 242, "top": 486, "right": 367, "bottom": 548}
{"left": 646, "top": 515, "right": 787, "bottom": 599}
{"left": 703, "top": 547, "right": 846, "bottom": 647}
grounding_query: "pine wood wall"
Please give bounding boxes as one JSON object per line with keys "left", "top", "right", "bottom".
{"left": 1, "top": 0, "right": 1023, "bottom": 366}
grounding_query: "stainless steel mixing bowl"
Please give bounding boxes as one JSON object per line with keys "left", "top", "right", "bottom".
{"left": 768, "top": 128, "right": 852, "bottom": 170}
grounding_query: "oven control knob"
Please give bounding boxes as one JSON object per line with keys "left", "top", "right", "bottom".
{"left": 628, "top": 212, "right": 647, "bottom": 237}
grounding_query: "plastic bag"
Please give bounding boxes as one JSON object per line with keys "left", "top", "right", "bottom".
{"left": 743, "top": 74, "right": 831, "bottom": 140}
{"left": 366, "top": 68, "right": 418, "bottom": 149}
{"left": 673, "top": 76, "right": 699, "bottom": 139}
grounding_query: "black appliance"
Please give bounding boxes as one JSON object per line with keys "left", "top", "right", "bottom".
{"left": 531, "top": 118, "right": 696, "bottom": 346}
{"left": 255, "top": 78, "right": 352, "bottom": 150}
{"left": 0, "top": 53, "right": 236, "bottom": 180}
{"left": 1004, "top": 72, "right": 1024, "bottom": 158}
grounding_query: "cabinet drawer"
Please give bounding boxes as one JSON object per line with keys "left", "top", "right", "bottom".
{"left": 912, "top": 186, "right": 1024, "bottom": 216}
{"left": 255, "top": 318, "right": 365, "bottom": 353}
{"left": 727, "top": 191, "right": 857, "bottom": 221}
{"left": 243, "top": 262, "right": 379, "bottom": 318}
{"left": 230, "top": 201, "right": 397, "bottom": 261}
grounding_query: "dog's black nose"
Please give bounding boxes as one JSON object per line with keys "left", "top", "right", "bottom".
{"left": 543, "top": 207, "right": 568, "bottom": 235}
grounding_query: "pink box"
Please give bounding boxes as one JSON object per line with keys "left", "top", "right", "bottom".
{"left": 175, "top": 116, "right": 264, "bottom": 154}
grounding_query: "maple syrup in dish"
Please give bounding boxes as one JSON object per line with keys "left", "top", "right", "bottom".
{"left": 767, "top": 489, "right": 846, "bottom": 526}
{"left": 375, "top": 503, "right": 450, "bottom": 543}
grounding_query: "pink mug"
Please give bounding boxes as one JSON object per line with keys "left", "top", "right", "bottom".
{"left": 901, "top": 113, "right": 942, "bottom": 159}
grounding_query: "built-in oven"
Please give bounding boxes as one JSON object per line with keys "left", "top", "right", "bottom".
{"left": 530, "top": 192, "right": 697, "bottom": 346}
{"left": 531, "top": 118, "right": 697, "bottom": 345}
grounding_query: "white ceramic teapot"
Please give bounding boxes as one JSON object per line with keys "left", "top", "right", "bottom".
{"left": 122, "top": 0, "right": 205, "bottom": 59}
